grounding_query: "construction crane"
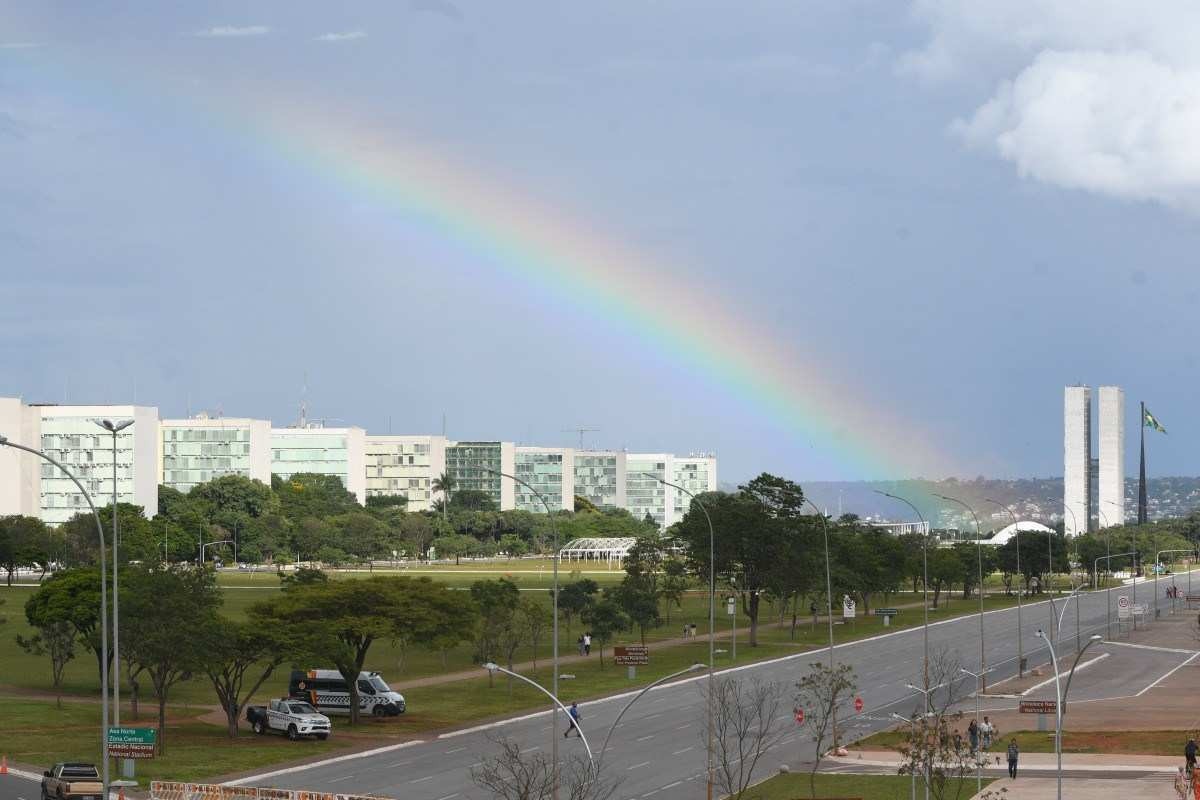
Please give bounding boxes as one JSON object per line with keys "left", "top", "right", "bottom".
{"left": 562, "top": 426, "right": 600, "bottom": 449}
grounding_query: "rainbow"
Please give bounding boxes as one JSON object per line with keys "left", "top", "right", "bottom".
{"left": 5, "top": 52, "right": 960, "bottom": 486}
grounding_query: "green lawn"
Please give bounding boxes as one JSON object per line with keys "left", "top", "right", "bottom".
{"left": 745, "top": 772, "right": 989, "bottom": 800}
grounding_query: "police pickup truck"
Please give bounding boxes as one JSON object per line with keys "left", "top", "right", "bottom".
{"left": 245, "top": 698, "right": 331, "bottom": 740}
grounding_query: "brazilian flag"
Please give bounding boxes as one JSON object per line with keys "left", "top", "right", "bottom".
{"left": 1144, "top": 407, "right": 1167, "bottom": 434}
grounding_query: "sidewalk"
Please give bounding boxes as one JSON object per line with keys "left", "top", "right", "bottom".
{"left": 967, "top": 777, "right": 1175, "bottom": 800}
{"left": 832, "top": 748, "right": 1182, "bottom": 774}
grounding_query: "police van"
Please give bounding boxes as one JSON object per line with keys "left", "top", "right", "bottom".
{"left": 289, "top": 669, "right": 406, "bottom": 716}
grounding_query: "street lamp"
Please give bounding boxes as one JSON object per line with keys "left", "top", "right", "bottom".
{"left": 801, "top": 498, "right": 838, "bottom": 745}
{"left": 959, "top": 667, "right": 992, "bottom": 794}
{"left": 484, "top": 468, "right": 563, "bottom": 797}
{"left": 1037, "top": 630, "right": 1104, "bottom": 800}
{"left": 1094, "top": 552, "right": 1136, "bottom": 638}
{"left": 643, "top": 473, "right": 716, "bottom": 800}
{"left": 596, "top": 663, "right": 704, "bottom": 771}
{"left": 890, "top": 713, "right": 930, "bottom": 800}
{"left": 904, "top": 683, "right": 932, "bottom": 800}
{"left": 96, "top": 418, "right": 132, "bottom": 749}
{"left": 876, "top": 491, "right": 929, "bottom": 699}
{"left": 934, "top": 493, "right": 988, "bottom": 692}
{"left": 481, "top": 663, "right": 596, "bottom": 775}
{"left": 984, "top": 499, "right": 1024, "bottom": 676}
{"left": 0, "top": 436, "right": 111, "bottom": 800}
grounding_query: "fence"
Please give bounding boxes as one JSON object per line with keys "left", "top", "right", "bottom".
{"left": 151, "top": 783, "right": 389, "bottom": 800}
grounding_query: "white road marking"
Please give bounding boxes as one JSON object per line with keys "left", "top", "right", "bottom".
{"left": 675, "top": 724, "right": 690, "bottom": 731}
{"left": 628, "top": 761, "right": 651, "bottom": 771}
{"left": 444, "top": 746, "right": 467, "bottom": 754}
{"left": 520, "top": 746, "right": 541, "bottom": 754}
{"left": 1137, "top": 651, "right": 1200, "bottom": 696}
{"left": 1020, "top": 653, "right": 1109, "bottom": 695}
{"left": 410, "top": 775, "right": 434, "bottom": 784}
{"left": 435, "top": 794, "right": 459, "bottom": 800}
{"left": 671, "top": 746, "right": 694, "bottom": 755}
{"left": 661, "top": 781, "right": 682, "bottom": 791}
{"left": 224, "top": 738, "right": 426, "bottom": 785}
{"left": 327, "top": 776, "right": 356, "bottom": 784}
{"left": 1106, "top": 640, "right": 1199, "bottom": 656}
{"left": 643, "top": 712, "right": 663, "bottom": 720}
{"left": 636, "top": 734, "right": 655, "bottom": 742}
{"left": 387, "top": 759, "right": 413, "bottom": 767}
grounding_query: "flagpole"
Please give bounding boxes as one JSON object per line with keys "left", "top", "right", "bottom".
{"left": 1138, "top": 401, "right": 1148, "bottom": 525}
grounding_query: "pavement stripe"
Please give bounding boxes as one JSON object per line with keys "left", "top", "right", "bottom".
{"left": 409, "top": 775, "right": 434, "bottom": 784}
{"left": 671, "top": 746, "right": 694, "bottom": 755}
{"left": 1136, "top": 650, "right": 1200, "bottom": 696}
{"left": 224, "top": 739, "right": 426, "bottom": 785}
{"left": 326, "top": 776, "right": 355, "bottom": 784}
{"left": 1106, "top": 640, "right": 1198, "bottom": 655}
{"left": 628, "top": 761, "right": 651, "bottom": 770}
{"left": 1020, "top": 652, "right": 1109, "bottom": 695}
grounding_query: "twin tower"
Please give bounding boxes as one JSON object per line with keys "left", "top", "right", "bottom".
{"left": 1064, "top": 385, "right": 1124, "bottom": 536}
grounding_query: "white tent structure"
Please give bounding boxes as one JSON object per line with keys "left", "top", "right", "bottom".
{"left": 987, "top": 520, "right": 1054, "bottom": 546}
{"left": 559, "top": 537, "right": 638, "bottom": 566}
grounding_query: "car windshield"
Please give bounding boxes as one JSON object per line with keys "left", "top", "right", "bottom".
{"left": 289, "top": 703, "right": 317, "bottom": 714}
{"left": 369, "top": 677, "right": 391, "bottom": 693}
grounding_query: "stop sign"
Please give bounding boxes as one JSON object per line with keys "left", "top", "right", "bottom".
{"left": 854, "top": 696, "right": 864, "bottom": 713}
{"left": 794, "top": 707, "right": 804, "bottom": 724}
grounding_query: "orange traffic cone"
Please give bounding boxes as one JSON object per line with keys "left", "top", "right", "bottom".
{"left": 1, "top": 755, "right": 8, "bottom": 775}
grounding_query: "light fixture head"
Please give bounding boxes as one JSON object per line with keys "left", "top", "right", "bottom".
{"left": 905, "top": 683, "right": 920, "bottom": 692}
{"left": 482, "top": 662, "right": 499, "bottom": 673}
{"left": 1090, "top": 634, "right": 1103, "bottom": 641}
{"left": 0, "top": 435, "right": 8, "bottom": 445}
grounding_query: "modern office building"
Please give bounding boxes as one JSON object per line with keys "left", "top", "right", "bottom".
{"left": 1097, "top": 386, "right": 1125, "bottom": 528}
{"left": 445, "top": 441, "right": 515, "bottom": 510}
{"left": 36, "top": 404, "right": 160, "bottom": 525}
{"left": 671, "top": 454, "right": 718, "bottom": 522}
{"left": 573, "top": 450, "right": 627, "bottom": 511}
{"left": 271, "top": 426, "right": 367, "bottom": 504}
{"left": 1063, "top": 386, "right": 1092, "bottom": 536}
{"left": 624, "top": 453, "right": 718, "bottom": 528}
{"left": 514, "top": 446, "right": 575, "bottom": 512}
{"left": 159, "top": 415, "right": 272, "bottom": 493}
{"left": 364, "top": 435, "right": 447, "bottom": 510}
{"left": 0, "top": 397, "right": 43, "bottom": 518}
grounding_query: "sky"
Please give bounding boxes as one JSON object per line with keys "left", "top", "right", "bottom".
{"left": 2, "top": 1, "right": 1198, "bottom": 484}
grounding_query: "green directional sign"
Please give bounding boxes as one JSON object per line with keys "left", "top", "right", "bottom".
{"left": 107, "top": 727, "right": 156, "bottom": 758}
{"left": 875, "top": 608, "right": 900, "bottom": 616}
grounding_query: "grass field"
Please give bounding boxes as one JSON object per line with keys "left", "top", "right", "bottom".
{"left": 744, "top": 771, "right": 989, "bottom": 799}
{"left": 855, "top": 727, "right": 1198, "bottom": 757}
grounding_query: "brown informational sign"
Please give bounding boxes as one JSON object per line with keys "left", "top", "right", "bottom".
{"left": 1018, "top": 699, "right": 1057, "bottom": 714}
{"left": 613, "top": 645, "right": 649, "bottom": 666}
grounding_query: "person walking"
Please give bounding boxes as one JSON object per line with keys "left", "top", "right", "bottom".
{"left": 1006, "top": 739, "right": 1019, "bottom": 779}
{"left": 564, "top": 702, "right": 580, "bottom": 738}
{"left": 583, "top": 632, "right": 592, "bottom": 656}
{"left": 1175, "top": 766, "right": 1188, "bottom": 800}
{"left": 967, "top": 719, "right": 979, "bottom": 753}
{"left": 577, "top": 634, "right": 585, "bottom": 656}
{"left": 1186, "top": 738, "right": 1197, "bottom": 773}
{"left": 980, "top": 716, "right": 995, "bottom": 751}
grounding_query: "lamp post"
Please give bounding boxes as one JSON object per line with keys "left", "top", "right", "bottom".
{"left": 984, "top": 499, "right": 1023, "bottom": 676}
{"left": 1037, "top": 630, "right": 1104, "bottom": 800}
{"left": 96, "top": 418, "right": 133, "bottom": 753}
{"left": 935, "top": 494, "right": 987, "bottom": 692}
{"left": 890, "top": 713, "right": 922, "bottom": 800}
{"left": 905, "top": 683, "right": 932, "bottom": 800}
{"left": 643, "top": 473, "right": 716, "bottom": 800}
{"left": 200, "top": 539, "right": 234, "bottom": 565}
{"left": 597, "top": 663, "right": 704, "bottom": 771}
{"left": 0, "top": 436, "right": 111, "bottom": 800}
{"left": 1058, "top": 504, "right": 1081, "bottom": 651}
{"left": 481, "top": 663, "right": 595, "bottom": 775}
{"left": 876, "top": 491, "right": 929, "bottom": 701}
{"left": 801, "top": 498, "right": 839, "bottom": 745}
{"left": 959, "top": 667, "right": 992, "bottom": 794}
{"left": 485, "top": 468, "right": 563, "bottom": 798}
{"left": 1094, "top": 553, "right": 1135, "bottom": 638}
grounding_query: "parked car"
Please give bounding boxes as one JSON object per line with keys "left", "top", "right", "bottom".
{"left": 290, "top": 669, "right": 406, "bottom": 716}
{"left": 245, "top": 698, "right": 331, "bottom": 740}
{"left": 41, "top": 763, "right": 103, "bottom": 800}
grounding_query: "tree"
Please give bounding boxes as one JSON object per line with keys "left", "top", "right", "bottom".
{"left": 292, "top": 516, "right": 332, "bottom": 560}
{"left": 659, "top": 560, "right": 689, "bottom": 624}
{"left": 927, "top": 549, "right": 964, "bottom": 609}
{"left": 366, "top": 493, "right": 409, "bottom": 510}
{"left": 190, "top": 475, "right": 279, "bottom": 522}
{"left": 794, "top": 662, "right": 857, "bottom": 798}
{"left": 0, "top": 515, "right": 50, "bottom": 585}
{"left": 705, "top": 676, "right": 787, "bottom": 799}
{"left": 573, "top": 495, "right": 600, "bottom": 513}
{"left": 273, "top": 472, "right": 361, "bottom": 520}
{"left": 580, "top": 599, "right": 629, "bottom": 667}
{"left": 450, "top": 489, "right": 498, "bottom": 512}
{"left": 123, "top": 565, "right": 221, "bottom": 752}
{"left": 432, "top": 471, "right": 455, "bottom": 520}
{"left": 472, "top": 579, "right": 522, "bottom": 686}
{"left": 328, "top": 512, "right": 390, "bottom": 561}
{"left": 254, "top": 576, "right": 477, "bottom": 724}
{"left": 471, "top": 736, "right": 620, "bottom": 800}
{"left": 954, "top": 542, "right": 998, "bottom": 599}
{"left": 200, "top": 618, "right": 295, "bottom": 738}
{"left": 16, "top": 622, "right": 75, "bottom": 709}
{"left": 518, "top": 597, "right": 552, "bottom": 674}
{"left": 606, "top": 578, "right": 660, "bottom": 645}
{"left": 24, "top": 569, "right": 108, "bottom": 687}
{"left": 554, "top": 579, "right": 599, "bottom": 632}
{"left": 432, "top": 533, "right": 481, "bottom": 565}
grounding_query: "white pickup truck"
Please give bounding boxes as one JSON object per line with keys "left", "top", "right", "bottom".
{"left": 245, "top": 698, "right": 331, "bottom": 740}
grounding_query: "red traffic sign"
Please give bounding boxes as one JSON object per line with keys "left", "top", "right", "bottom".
{"left": 854, "top": 696, "right": 864, "bottom": 713}
{"left": 794, "top": 707, "right": 804, "bottom": 724}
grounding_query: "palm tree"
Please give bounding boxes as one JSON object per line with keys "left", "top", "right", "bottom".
{"left": 432, "top": 471, "right": 455, "bottom": 521}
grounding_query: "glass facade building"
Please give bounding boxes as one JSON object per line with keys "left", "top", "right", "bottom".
{"left": 365, "top": 435, "right": 447, "bottom": 510}
{"left": 271, "top": 426, "right": 367, "bottom": 504}
{"left": 514, "top": 447, "right": 574, "bottom": 512}
{"left": 625, "top": 455, "right": 669, "bottom": 528}
{"left": 160, "top": 417, "right": 271, "bottom": 493}
{"left": 573, "top": 450, "right": 626, "bottom": 510}
{"left": 672, "top": 457, "right": 717, "bottom": 520}
{"left": 445, "top": 441, "right": 514, "bottom": 509}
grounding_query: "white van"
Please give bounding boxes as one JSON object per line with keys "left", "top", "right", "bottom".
{"left": 289, "top": 669, "right": 406, "bottom": 716}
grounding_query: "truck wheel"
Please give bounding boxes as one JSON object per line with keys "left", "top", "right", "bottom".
{"left": 372, "top": 705, "right": 386, "bottom": 717}
{"left": 253, "top": 720, "right": 264, "bottom": 735}
{"left": 287, "top": 725, "right": 299, "bottom": 741}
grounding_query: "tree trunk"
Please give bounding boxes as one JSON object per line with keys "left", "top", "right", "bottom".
{"left": 226, "top": 704, "right": 240, "bottom": 739}
{"left": 348, "top": 683, "right": 360, "bottom": 725}
{"left": 747, "top": 591, "right": 760, "bottom": 647}
{"left": 157, "top": 697, "right": 167, "bottom": 754}
{"left": 129, "top": 677, "right": 139, "bottom": 720}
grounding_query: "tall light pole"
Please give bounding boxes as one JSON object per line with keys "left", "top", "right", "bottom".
{"left": 1059, "top": 504, "right": 1081, "bottom": 650}
{"left": 1095, "top": 552, "right": 1135, "bottom": 638}
{"left": 1037, "top": 630, "right": 1104, "bottom": 800}
{"left": 802, "top": 498, "right": 838, "bottom": 744}
{"left": 96, "top": 418, "right": 133, "bottom": 748}
{"left": 644, "top": 473, "right": 715, "bottom": 800}
{"left": 905, "top": 683, "right": 932, "bottom": 800}
{"left": 485, "top": 468, "right": 563, "bottom": 798}
{"left": 0, "top": 436, "right": 110, "bottom": 800}
{"left": 596, "top": 663, "right": 705, "bottom": 771}
{"left": 876, "top": 491, "right": 929, "bottom": 701}
{"left": 890, "top": 713, "right": 922, "bottom": 800}
{"left": 984, "top": 499, "right": 1023, "bottom": 676}
{"left": 935, "top": 494, "right": 987, "bottom": 692}
{"left": 481, "top": 663, "right": 596, "bottom": 776}
{"left": 959, "top": 667, "right": 991, "bottom": 794}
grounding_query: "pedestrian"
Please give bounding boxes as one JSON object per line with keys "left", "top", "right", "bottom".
{"left": 577, "top": 634, "right": 585, "bottom": 656}
{"left": 583, "top": 632, "right": 592, "bottom": 656}
{"left": 1176, "top": 766, "right": 1189, "bottom": 800}
{"left": 1186, "top": 737, "right": 1197, "bottom": 773}
{"left": 683, "top": 623, "right": 690, "bottom": 639}
{"left": 1006, "top": 739, "right": 1019, "bottom": 779}
{"left": 690, "top": 623, "right": 697, "bottom": 639}
{"left": 953, "top": 729, "right": 964, "bottom": 752}
{"left": 967, "top": 719, "right": 979, "bottom": 753}
{"left": 981, "top": 716, "right": 994, "bottom": 751}
{"left": 564, "top": 701, "right": 580, "bottom": 737}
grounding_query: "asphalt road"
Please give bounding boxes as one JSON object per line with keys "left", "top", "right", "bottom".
{"left": 234, "top": 576, "right": 1193, "bottom": 800}
{"left": 0, "top": 772, "right": 41, "bottom": 800}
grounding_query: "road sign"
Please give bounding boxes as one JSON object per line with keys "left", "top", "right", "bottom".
{"left": 1018, "top": 700, "right": 1057, "bottom": 714}
{"left": 842, "top": 595, "right": 856, "bottom": 619}
{"left": 107, "top": 727, "right": 156, "bottom": 759}
{"left": 1117, "top": 595, "right": 1131, "bottom": 620}
{"left": 874, "top": 608, "right": 899, "bottom": 616}
{"left": 854, "top": 696, "right": 864, "bottom": 713}
{"left": 794, "top": 707, "right": 805, "bottom": 724}
{"left": 726, "top": 596, "right": 737, "bottom": 616}
{"left": 614, "top": 645, "right": 649, "bottom": 666}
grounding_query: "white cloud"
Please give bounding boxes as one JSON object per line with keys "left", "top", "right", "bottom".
{"left": 906, "top": 1, "right": 1200, "bottom": 212}
{"left": 314, "top": 31, "right": 366, "bottom": 42}
{"left": 195, "top": 25, "right": 271, "bottom": 38}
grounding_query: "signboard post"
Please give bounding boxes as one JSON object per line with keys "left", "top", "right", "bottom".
{"left": 727, "top": 596, "right": 738, "bottom": 661}
{"left": 843, "top": 595, "right": 856, "bottom": 630}
{"left": 107, "top": 727, "right": 156, "bottom": 759}
{"left": 614, "top": 645, "right": 649, "bottom": 680}
{"left": 1117, "top": 594, "right": 1131, "bottom": 632}
{"left": 1019, "top": 699, "right": 1056, "bottom": 733}
{"left": 875, "top": 608, "right": 899, "bottom": 627}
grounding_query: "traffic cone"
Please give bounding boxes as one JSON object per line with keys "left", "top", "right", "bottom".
{"left": 1, "top": 755, "right": 8, "bottom": 775}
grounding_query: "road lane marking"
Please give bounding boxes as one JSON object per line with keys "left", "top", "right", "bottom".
{"left": 225, "top": 738, "right": 427, "bottom": 785}
{"left": 409, "top": 775, "right": 434, "bottom": 784}
{"left": 387, "top": 759, "right": 414, "bottom": 767}
{"left": 675, "top": 724, "right": 690, "bottom": 731}
{"left": 327, "top": 776, "right": 356, "bottom": 784}
{"left": 661, "top": 781, "right": 682, "bottom": 791}
{"left": 444, "top": 746, "right": 467, "bottom": 754}
{"left": 435, "top": 795, "right": 459, "bottom": 800}
{"left": 521, "top": 746, "right": 541, "bottom": 754}
{"left": 1020, "top": 653, "right": 1109, "bottom": 695}
{"left": 672, "top": 746, "right": 694, "bottom": 755}
{"left": 628, "top": 761, "right": 651, "bottom": 770}
{"left": 1137, "top": 651, "right": 1200, "bottom": 696}
{"left": 1106, "top": 640, "right": 1198, "bottom": 655}
{"left": 636, "top": 734, "right": 655, "bottom": 742}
